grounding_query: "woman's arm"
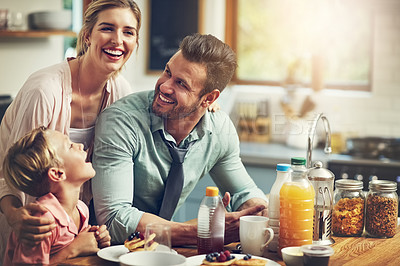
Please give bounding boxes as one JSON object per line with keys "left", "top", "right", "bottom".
{"left": 1, "top": 195, "right": 55, "bottom": 244}
{"left": 0, "top": 77, "right": 59, "bottom": 244}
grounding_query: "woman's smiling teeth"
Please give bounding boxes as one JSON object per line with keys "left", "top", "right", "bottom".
{"left": 160, "top": 94, "right": 174, "bottom": 104}
{"left": 104, "top": 49, "right": 123, "bottom": 56}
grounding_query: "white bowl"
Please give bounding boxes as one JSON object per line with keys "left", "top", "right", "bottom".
{"left": 281, "top": 246, "right": 304, "bottom": 266}
{"left": 28, "top": 10, "right": 72, "bottom": 30}
{"left": 119, "top": 251, "right": 187, "bottom": 266}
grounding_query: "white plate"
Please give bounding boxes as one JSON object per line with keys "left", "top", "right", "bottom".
{"left": 186, "top": 253, "right": 280, "bottom": 266}
{"left": 98, "top": 245, "right": 129, "bottom": 262}
{"left": 97, "top": 245, "right": 177, "bottom": 262}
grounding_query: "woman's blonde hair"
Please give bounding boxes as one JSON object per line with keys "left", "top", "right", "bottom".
{"left": 76, "top": 0, "right": 142, "bottom": 58}
{"left": 2, "top": 126, "right": 60, "bottom": 197}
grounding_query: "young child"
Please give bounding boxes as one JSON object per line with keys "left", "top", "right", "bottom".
{"left": 2, "top": 126, "right": 111, "bottom": 265}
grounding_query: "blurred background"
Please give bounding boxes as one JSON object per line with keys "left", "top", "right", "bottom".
{"left": 1, "top": 0, "right": 399, "bottom": 221}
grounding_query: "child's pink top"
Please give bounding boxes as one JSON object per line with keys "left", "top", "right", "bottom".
{"left": 3, "top": 193, "right": 89, "bottom": 265}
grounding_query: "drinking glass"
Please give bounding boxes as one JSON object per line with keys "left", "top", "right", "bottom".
{"left": 144, "top": 223, "right": 172, "bottom": 252}
{"left": 8, "top": 11, "right": 23, "bottom": 30}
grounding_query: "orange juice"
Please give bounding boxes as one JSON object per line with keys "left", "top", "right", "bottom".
{"left": 278, "top": 158, "right": 315, "bottom": 256}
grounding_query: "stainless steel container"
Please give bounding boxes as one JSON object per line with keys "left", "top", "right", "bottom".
{"left": 308, "top": 161, "right": 335, "bottom": 245}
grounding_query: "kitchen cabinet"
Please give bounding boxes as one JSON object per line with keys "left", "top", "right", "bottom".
{"left": 0, "top": 30, "right": 76, "bottom": 38}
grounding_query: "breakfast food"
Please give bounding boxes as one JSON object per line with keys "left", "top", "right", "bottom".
{"left": 365, "top": 194, "right": 398, "bottom": 237}
{"left": 124, "top": 232, "right": 158, "bottom": 252}
{"left": 201, "top": 252, "right": 266, "bottom": 266}
{"left": 201, "top": 251, "right": 237, "bottom": 265}
{"left": 332, "top": 197, "right": 364, "bottom": 236}
{"left": 234, "top": 254, "right": 266, "bottom": 266}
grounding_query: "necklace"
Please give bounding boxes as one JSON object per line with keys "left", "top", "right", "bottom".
{"left": 75, "top": 57, "right": 110, "bottom": 129}
{"left": 76, "top": 57, "right": 86, "bottom": 128}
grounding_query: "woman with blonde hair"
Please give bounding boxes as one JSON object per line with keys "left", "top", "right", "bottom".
{"left": 0, "top": 0, "right": 141, "bottom": 260}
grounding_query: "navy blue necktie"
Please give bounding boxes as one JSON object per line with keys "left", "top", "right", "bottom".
{"left": 159, "top": 133, "right": 195, "bottom": 220}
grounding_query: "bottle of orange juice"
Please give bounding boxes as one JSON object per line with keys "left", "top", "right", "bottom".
{"left": 278, "top": 157, "right": 315, "bottom": 256}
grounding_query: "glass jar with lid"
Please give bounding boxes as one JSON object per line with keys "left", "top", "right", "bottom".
{"left": 365, "top": 180, "right": 398, "bottom": 238}
{"left": 332, "top": 179, "right": 365, "bottom": 236}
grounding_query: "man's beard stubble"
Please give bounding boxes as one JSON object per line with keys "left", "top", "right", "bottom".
{"left": 152, "top": 90, "right": 202, "bottom": 121}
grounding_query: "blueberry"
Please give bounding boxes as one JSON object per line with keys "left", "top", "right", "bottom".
{"left": 128, "top": 233, "right": 135, "bottom": 241}
{"left": 246, "top": 254, "right": 252, "bottom": 259}
{"left": 134, "top": 232, "right": 140, "bottom": 238}
{"left": 213, "top": 252, "right": 219, "bottom": 257}
{"left": 206, "top": 254, "right": 214, "bottom": 262}
{"left": 244, "top": 255, "right": 249, "bottom": 260}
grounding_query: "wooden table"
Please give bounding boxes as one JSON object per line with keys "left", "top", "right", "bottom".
{"left": 57, "top": 226, "right": 400, "bottom": 266}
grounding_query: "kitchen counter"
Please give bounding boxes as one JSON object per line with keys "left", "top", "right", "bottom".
{"left": 58, "top": 224, "right": 400, "bottom": 266}
{"left": 240, "top": 141, "right": 400, "bottom": 168}
{"left": 240, "top": 141, "right": 333, "bottom": 167}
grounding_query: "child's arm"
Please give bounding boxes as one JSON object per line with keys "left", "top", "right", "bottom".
{"left": 90, "top": 224, "right": 111, "bottom": 248}
{"left": 49, "top": 227, "right": 100, "bottom": 264}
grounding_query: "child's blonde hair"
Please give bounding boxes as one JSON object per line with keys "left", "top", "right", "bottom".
{"left": 3, "top": 126, "right": 60, "bottom": 197}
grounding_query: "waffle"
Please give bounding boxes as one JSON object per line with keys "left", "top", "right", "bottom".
{"left": 201, "top": 258, "right": 237, "bottom": 265}
{"left": 124, "top": 232, "right": 157, "bottom": 252}
{"left": 233, "top": 258, "right": 266, "bottom": 265}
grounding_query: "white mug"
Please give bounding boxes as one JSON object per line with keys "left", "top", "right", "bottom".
{"left": 240, "top": 216, "right": 274, "bottom": 256}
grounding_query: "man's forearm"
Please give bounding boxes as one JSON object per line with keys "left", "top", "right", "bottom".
{"left": 170, "top": 222, "right": 197, "bottom": 246}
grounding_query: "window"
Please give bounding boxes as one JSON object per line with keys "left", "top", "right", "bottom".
{"left": 226, "top": 0, "right": 373, "bottom": 91}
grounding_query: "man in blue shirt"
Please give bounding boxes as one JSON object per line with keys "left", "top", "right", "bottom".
{"left": 92, "top": 33, "right": 268, "bottom": 246}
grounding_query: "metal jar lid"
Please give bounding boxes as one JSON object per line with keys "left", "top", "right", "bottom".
{"left": 335, "top": 179, "right": 363, "bottom": 190}
{"left": 368, "top": 180, "right": 397, "bottom": 192}
{"left": 307, "top": 161, "right": 335, "bottom": 181}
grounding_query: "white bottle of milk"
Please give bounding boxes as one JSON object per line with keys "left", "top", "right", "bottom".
{"left": 268, "top": 163, "right": 291, "bottom": 252}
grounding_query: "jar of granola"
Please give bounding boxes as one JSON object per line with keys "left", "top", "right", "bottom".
{"left": 332, "top": 179, "right": 365, "bottom": 236}
{"left": 365, "top": 180, "right": 398, "bottom": 238}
